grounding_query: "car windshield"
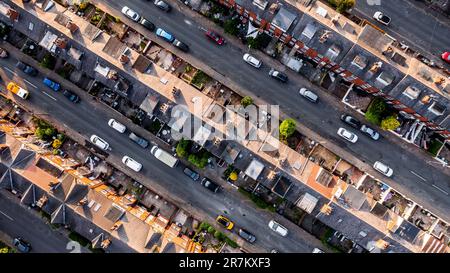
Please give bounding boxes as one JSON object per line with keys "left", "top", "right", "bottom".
{"left": 218, "top": 218, "right": 227, "bottom": 225}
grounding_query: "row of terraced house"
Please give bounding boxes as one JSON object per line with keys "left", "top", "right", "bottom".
{"left": 0, "top": 0, "right": 448, "bottom": 253}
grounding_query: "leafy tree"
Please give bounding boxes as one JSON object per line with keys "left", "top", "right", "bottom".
{"left": 0, "top": 247, "right": 9, "bottom": 253}
{"left": 229, "top": 171, "right": 238, "bottom": 181}
{"left": 224, "top": 19, "right": 239, "bottom": 36}
{"left": 207, "top": 226, "right": 216, "bottom": 234}
{"left": 240, "top": 96, "right": 253, "bottom": 108}
{"left": 365, "top": 98, "right": 390, "bottom": 125}
{"left": 279, "top": 118, "right": 297, "bottom": 139}
{"left": 199, "top": 222, "right": 211, "bottom": 231}
{"left": 176, "top": 138, "right": 191, "bottom": 158}
{"left": 381, "top": 115, "right": 400, "bottom": 131}
{"left": 214, "top": 231, "right": 225, "bottom": 241}
{"left": 336, "top": 0, "right": 355, "bottom": 13}
{"left": 188, "top": 153, "right": 209, "bottom": 169}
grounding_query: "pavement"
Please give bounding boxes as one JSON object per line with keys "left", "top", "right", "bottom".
{"left": 95, "top": 0, "right": 450, "bottom": 223}
{"left": 0, "top": 189, "right": 87, "bottom": 253}
{"left": 353, "top": 0, "right": 450, "bottom": 66}
{"left": 0, "top": 45, "right": 328, "bottom": 253}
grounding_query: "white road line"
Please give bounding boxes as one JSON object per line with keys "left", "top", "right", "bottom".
{"left": 0, "top": 210, "right": 14, "bottom": 221}
{"left": 432, "top": 184, "right": 449, "bottom": 195}
{"left": 410, "top": 171, "right": 427, "bottom": 182}
{"left": 24, "top": 79, "right": 37, "bottom": 89}
{"left": 3, "top": 66, "right": 17, "bottom": 76}
{"left": 42, "top": 91, "right": 57, "bottom": 101}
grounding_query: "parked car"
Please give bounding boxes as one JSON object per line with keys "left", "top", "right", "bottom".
{"left": 373, "top": 161, "right": 393, "bottom": 177}
{"left": 108, "top": 119, "right": 126, "bottom": 133}
{"left": 122, "top": 156, "right": 143, "bottom": 172}
{"left": 373, "top": 11, "right": 391, "bottom": 26}
{"left": 337, "top": 127, "right": 358, "bottom": 143}
{"left": 360, "top": 125, "right": 380, "bottom": 140}
{"left": 62, "top": 89, "right": 80, "bottom": 103}
{"left": 183, "top": 167, "right": 200, "bottom": 181}
{"left": 172, "top": 39, "right": 189, "bottom": 52}
{"left": 16, "top": 61, "right": 38, "bottom": 76}
{"left": 13, "top": 237, "right": 31, "bottom": 253}
{"left": 268, "top": 220, "right": 288, "bottom": 237}
{"left": 90, "top": 135, "right": 109, "bottom": 150}
{"left": 156, "top": 28, "right": 175, "bottom": 42}
{"left": 43, "top": 77, "right": 60, "bottom": 91}
{"left": 140, "top": 18, "right": 155, "bottom": 31}
{"left": 128, "top": 132, "right": 149, "bottom": 148}
{"left": 312, "top": 248, "right": 325, "bottom": 253}
{"left": 238, "top": 229, "right": 256, "bottom": 243}
{"left": 216, "top": 215, "right": 234, "bottom": 230}
{"left": 205, "top": 30, "right": 225, "bottom": 45}
{"left": 269, "top": 68, "right": 288, "bottom": 82}
{"left": 441, "top": 52, "right": 450, "bottom": 64}
{"left": 200, "top": 177, "right": 220, "bottom": 193}
{"left": 153, "top": 0, "right": 171, "bottom": 12}
{"left": 121, "top": 6, "right": 141, "bottom": 22}
{"left": 340, "top": 114, "right": 361, "bottom": 129}
{"left": 0, "top": 47, "right": 8, "bottom": 58}
{"left": 7, "top": 81, "right": 29, "bottom": 99}
{"left": 298, "top": 88, "right": 318, "bottom": 103}
{"left": 243, "top": 53, "right": 262, "bottom": 68}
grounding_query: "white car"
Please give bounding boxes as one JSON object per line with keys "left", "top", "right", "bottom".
{"left": 90, "top": 135, "right": 109, "bottom": 150}
{"left": 268, "top": 220, "right": 288, "bottom": 237}
{"left": 299, "top": 88, "right": 318, "bottom": 103}
{"left": 337, "top": 128, "right": 358, "bottom": 143}
{"left": 373, "top": 161, "right": 393, "bottom": 177}
{"left": 122, "top": 156, "right": 142, "bottom": 172}
{"left": 373, "top": 11, "right": 391, "bottom": 26}
{"left": 243, "top": 53, "right": 262, "bottom": 68}
{"left": 360, "top": 125, "right": 380, "bottom": 140}
{"left": 108, "top": 119, "right": 126, "bottom": 133}
{"left": 121, "top": 6, "right": 141, "bottom": 22}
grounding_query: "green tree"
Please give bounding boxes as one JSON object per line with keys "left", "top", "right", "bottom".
{"left": 336, "top": 0, "right": 355, "bottom": 13}
{"left": 188, "top": 153, "right": 209, "bottom": 169}
{"left": 52, "top": 139, "right": 62, "bottom": 149}
{"left": 214, "top": 231, "right": 225, "bottom": 241}
{"left": 381, "top": 115, "right": 400, "bottom": 131}
{"left": 365, "top": 98, "right": 390, "bottom": 125}
{"left": 279, "top": 118, "right": 297, "bottom": 139}
{"left": 207, "top": 226, "right": 216, "bottom": 234}
{"left": 240, "top": 96, "right": 253, "bottom": 108}
{"left": 176, "top": 138, "right": 190, "bottom": 158}
{"left": 224, "top": 19, "right": 239, "bottom": 36}
{"left": 0, "top": 247, "right": 9, "bottom": 253}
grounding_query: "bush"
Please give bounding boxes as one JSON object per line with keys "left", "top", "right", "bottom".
{"left": 78, "top": 1, "right": 89, "bottom": 11}
{"left": 225, "top": 237, "right": 238, "bottom": 248}
{"left": 199, "top": 222, "right": 211, "bottom": 231}
{"left": 240, "top": 96, "right": 253, "bottom": 108}
{"left": 52, "top": 139, "right": 62, "bottom": 149}
{"left": 214, "top": 231, "right": 226, "bottom": 241}
{"left": 176, "top": 138, "right": 191, "bottom": 158}
{"left": 34, "top": 119, "right": 57, "bottom": 141}
{"left": 365, "top": 98, "right": 390, "bottom": 126}
{"left": 188, "top": 152, "right": 209, "bottom": 169}
{"left": 229, "top": 171, "right": 238, "bottom": 181}
{"left": 279, "top": 118, "right": 297, "bottom": 139}
{"left": 40, "top": 53, "right": 56, "bottom": 70}
{"left": 207, "top": 226, "right": 216, "bottom": 234}
{"left": 336, "top": 0, "right": 355, "bottom": 13}
{"left": 381, "top": 115, "right": 400, "bottom": 131}
{"left": 224, "top": 19, "right": 239, "bottom": 36}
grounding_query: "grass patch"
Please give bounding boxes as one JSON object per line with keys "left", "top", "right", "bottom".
{"left": 238, "top": 187, "right": 275, "bottom": 212}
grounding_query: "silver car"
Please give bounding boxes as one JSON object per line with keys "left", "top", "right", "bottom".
{"left": 121, "top": 6, "right": 141, "bottom": 22}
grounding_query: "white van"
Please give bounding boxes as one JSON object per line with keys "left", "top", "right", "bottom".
{"left": 108, "top": 119, "right": 126, "bottom": 133}
{"left": 122, "top": 156, "right": 142, "bottom": 172}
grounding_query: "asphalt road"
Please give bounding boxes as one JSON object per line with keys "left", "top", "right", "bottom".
{"left": 353, "top": 0, "right": 450, "bottom": 65}
{"left": 103, "top": 0, "right": 450, "bottom": 222}
{"left": 0, "top": 57, "right": 324, "bottom": 253}
{"left": 0, "top": 191, "right": 80, "bottom": 253}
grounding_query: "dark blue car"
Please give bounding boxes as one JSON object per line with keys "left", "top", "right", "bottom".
{"left": 43, "top": 77, "right": 60, "bottom": 91}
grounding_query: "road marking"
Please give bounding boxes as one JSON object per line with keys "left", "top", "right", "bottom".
{"left": 42, "top": 91, "right": 57, "bottom": 101}
{"left": 184, "top": 19, "right": 192, "bottom": 26}
{"left": 432, "top": 184, "right": 449, "bottom": 195}
{"left": 3, "top": 66, "right": 17, "bottom": 76}
{"left": 410, "top": 171, "right": 427, "bottom": 182}
{"left": 0, "top": 210, "right": 14, "bottom": 221}
{"left": 24, "top": 79, "right": 37, "bottom": 89}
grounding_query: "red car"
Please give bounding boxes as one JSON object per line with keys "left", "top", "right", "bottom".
{"left": 442, "top": 52, "right": 450, "bottom": 63}
{"left": 205, "top": 30, "right": 225, "bottom": 45}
